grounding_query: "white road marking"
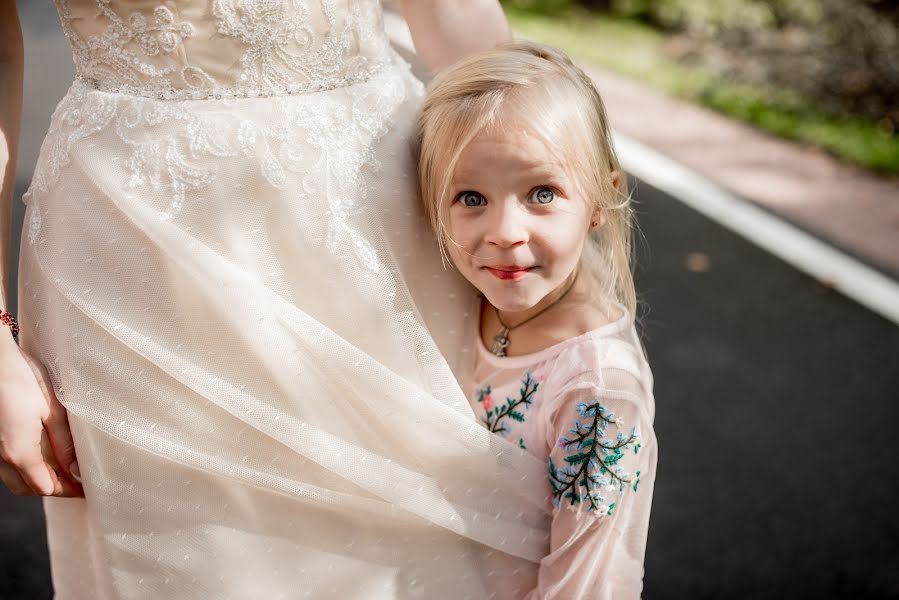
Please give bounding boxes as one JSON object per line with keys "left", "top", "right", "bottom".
{"left": 615, "top": 133, "right": 899, "bottom": 325}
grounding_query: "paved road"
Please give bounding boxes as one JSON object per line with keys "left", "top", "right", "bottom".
{"left": 4, "top": 3, "right": 899, "bottom": 599}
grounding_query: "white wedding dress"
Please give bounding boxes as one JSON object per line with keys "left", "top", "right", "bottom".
{"left": 18, "top": 2, "right": 551, "bottom": 598}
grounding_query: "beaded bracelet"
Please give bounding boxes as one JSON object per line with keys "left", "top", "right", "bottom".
{"left": 1, "top": 310, "right": 19, "bottom": 339}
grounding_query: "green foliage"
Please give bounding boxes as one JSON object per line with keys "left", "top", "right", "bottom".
{"left": 506, "top": 0, "right": 578, "bottom": 17}
{"left": 509, "top": 0, "right": 827, "bottom": 28}
{"left": 604, "top": 0, "right": 825, "bottom": 31}
{"left": 702, "top": 85, "right": 899, "bottom": 172}
{"left": 503, "top": 2, "right": 899, "bottom": 173}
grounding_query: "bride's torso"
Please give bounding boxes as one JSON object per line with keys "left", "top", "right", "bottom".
{"left": 55, "top": 0, "right": 392, "bottom": 100}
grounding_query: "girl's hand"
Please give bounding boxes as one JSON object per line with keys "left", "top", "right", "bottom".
{"left": 0, "top": 338, "right": 83, "bottom": 497}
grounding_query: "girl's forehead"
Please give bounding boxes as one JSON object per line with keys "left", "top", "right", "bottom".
{"left": 455, "top": 124, "right": 566, "bottom": 175}
{"left": 478, "top": 112, "right": 538, "bottom": 141}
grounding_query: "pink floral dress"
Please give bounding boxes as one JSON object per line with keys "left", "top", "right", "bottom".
{"left": 467, "top": 308, "right": 658, "bottom": 599}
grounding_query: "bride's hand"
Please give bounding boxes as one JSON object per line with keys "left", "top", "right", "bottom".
{"left": 0, "top": 338, "right": 83, "bottom": 497}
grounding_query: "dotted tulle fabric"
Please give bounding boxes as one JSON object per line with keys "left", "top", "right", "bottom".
{"left": 19, "top": 1, "right": 553, "bottom": 597}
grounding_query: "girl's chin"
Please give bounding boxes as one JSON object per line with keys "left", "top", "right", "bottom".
{"left": 483, "top": 293, "right": 539, "bottom": 315}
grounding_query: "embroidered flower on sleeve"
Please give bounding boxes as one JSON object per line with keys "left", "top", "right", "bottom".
{"left": 549, "top": 401, "right": 642, "bottom": 517}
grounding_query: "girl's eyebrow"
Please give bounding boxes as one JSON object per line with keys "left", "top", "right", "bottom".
{"left": 449, "top": 178, "right": 478, "bottom": 189}
{"left": 449, "top": 171, "right": 483, "bottom": 187}
{"left": 451, "top": 165, "right": 481, "bottom": 180}
{"left": 520, "top": 169, "right": 568, "bottom": 187}
{"left": 519, "top": 162, "right": 565, "bottom": 176}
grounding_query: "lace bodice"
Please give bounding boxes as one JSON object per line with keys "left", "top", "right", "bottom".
{"left": 55, "top": 0, "right": 392, "bottom": 100}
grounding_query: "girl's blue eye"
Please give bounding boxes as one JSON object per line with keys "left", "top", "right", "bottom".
{"left": 458, "top": 191, "right": 486, "bottom": 207}
{"left": 530, "top": 187, "right": 555, "bottom": 204}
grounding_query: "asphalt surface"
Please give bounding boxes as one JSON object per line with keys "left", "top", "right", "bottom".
{"left": 3, "top": 2, "right": 899, "bottom": 598}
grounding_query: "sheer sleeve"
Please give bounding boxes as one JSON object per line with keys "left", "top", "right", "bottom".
{"left": 522, "top": 370, "right": 656, "bottom": 600}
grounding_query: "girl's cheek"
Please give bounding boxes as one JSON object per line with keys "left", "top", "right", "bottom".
{"left": 447, "top": 214, "right": 471, "bottom": 243}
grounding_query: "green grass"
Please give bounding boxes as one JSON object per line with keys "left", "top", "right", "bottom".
{"left": 504, "top": 5, "right": 899, "bottom": 173}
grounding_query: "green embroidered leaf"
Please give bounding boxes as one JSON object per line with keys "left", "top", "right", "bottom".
{"left": 551, "top": 399, "right": 643, "bottom": 514}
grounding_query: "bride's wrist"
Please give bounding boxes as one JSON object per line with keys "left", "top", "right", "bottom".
{"left": 0, "top": 333, "right": 20, "bottom": 356}
{"left": 0, "top": 309, "right": 20, "bottom": 349}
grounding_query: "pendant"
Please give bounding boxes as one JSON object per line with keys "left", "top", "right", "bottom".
{"left": 491, "top": 327, "right": 510, "bottom": 357}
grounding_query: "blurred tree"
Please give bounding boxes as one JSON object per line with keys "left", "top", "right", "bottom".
{"left": 511, "top": 0, "right": 898, "bottom": 130}
{"left": 664, "top": 0, "right": 898, "bottom": 129}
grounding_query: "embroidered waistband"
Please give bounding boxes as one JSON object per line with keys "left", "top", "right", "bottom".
{"left": 74, "top": 59, "right": 393, "bottom": 101}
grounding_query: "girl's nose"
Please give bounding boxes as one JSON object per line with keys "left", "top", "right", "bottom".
{"left": 484, "top": 204, "right": 528, "bottom": 248}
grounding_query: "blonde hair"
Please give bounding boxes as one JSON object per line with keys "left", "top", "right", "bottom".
{"left": 414, "top": 40, "right": 636, "bottom": 320}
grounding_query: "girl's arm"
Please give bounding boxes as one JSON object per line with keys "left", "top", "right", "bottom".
{"left": 399, "top": 0, "right": 512, "bottom": 74}
{"left": 524, "top": 379, "right": 656, "bottom": 599}
{"left": 0, "top": 0, "right": 82, "bottom": 498}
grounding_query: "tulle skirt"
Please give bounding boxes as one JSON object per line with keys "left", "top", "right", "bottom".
{"left": 19, "top": 58, "right": 550, "bottom": 599}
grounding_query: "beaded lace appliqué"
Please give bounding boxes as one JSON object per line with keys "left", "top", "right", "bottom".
{"left": 55, "top": 0, "right": 391, "bottom": 99}
{"left": 26, "top": 75, "right": 408, "bottom": 262}
{"left": 29, "top": 0, "right": 405, "bottom": 272}
{"left": 212, "top": 0, "right": 388, "bottom": 94}
{"left": 549, "top": 402, "right": 642, "bottom": 517}
{"left": 116, "top": 101, "right": 236, "bottom": 220}
{"left": 23, "top": 85, "right": 117, "bottom": 203}
{"left": 28, "top": 209, "right": 42, "bottom": 246}
{"left": 56, "top": 0, "right": 208, "bottom": 97}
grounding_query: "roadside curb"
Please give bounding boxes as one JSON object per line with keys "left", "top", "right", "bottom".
{"left": 580, "top": 63, "right": 899, "bottom": 280}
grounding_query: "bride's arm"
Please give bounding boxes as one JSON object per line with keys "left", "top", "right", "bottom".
{"left": 1, "top": 0, "right": 23, "bottom": 299}
{"left": 0, "top": 1, "right": 83, "bottom": 498}
{"left": 399, "top": 0, "right": 511, "bottom": 73}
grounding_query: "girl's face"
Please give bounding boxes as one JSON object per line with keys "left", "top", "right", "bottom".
{"left": 446, "top": 118, "right": 597, "bottom": 314}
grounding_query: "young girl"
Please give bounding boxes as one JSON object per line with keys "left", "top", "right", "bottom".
{"left": 416, "top": 41, "right": 657, "bottom": 598}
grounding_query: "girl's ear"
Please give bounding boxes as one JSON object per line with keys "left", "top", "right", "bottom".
{"left": 590, "top": 171, "right": 620, "bottom": 230}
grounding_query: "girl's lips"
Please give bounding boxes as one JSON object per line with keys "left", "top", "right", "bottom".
{"left": 485, "top": 266, "right": 533, "bottom": 280}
